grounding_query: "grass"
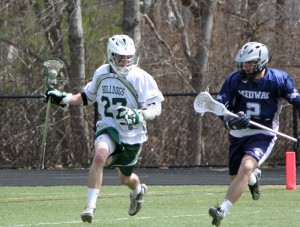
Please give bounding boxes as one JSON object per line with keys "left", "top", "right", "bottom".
{"left": 0, "top": 185, "right": 299, "bottom": 226}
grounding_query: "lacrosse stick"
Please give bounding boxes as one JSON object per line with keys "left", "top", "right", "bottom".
{"left": 193, "top": 91, "right": 297, "bottom": 143}
{"left": 40, "top": 58, "right": 66, "bottom": 169}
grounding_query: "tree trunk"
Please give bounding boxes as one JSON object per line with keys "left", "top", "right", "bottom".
{"left": 123, "top": 0, "right": 141, "bottom": 52}
{"left": 186, "top": 0, "right": 218, "bottom": 164}
{"left": 66, "top": 0, "right": 91, "bottom": 167}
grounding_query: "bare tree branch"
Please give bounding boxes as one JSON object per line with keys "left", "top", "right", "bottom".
{"left": 142, "top": 13, "right": 173, "bottom": 57}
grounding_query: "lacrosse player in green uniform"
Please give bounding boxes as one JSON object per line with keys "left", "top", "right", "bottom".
{"left": 44, "top": 34, "right": 164, "bottom": 223}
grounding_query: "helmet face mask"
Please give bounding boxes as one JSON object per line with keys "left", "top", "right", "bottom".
{"left": 107, "top": 35, "right": 136, "bottom": 77}
{"left": 235, "top": 42, "right": 269, "bottom": 83}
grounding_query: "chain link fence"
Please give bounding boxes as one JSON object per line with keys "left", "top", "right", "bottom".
{"left": 1, "top": 94, "right": 298, "bottom": 169}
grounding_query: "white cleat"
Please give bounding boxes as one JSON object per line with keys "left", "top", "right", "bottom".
{"left": 81, "top": 206, "right": 95, "bottom": 223}
{"left": 128, "top": 184, "right": 148, "bottom": 216}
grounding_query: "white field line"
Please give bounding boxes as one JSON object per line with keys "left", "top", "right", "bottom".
{"left": 2, "top": 210, "right": 298, "bottom": 227}
{"left": 0, "top": 213, "right": 206, "bottom": 227}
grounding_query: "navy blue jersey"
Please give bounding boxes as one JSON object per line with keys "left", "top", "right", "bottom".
{"left": 217, "top": 67, "right": 300, "bottom": 137}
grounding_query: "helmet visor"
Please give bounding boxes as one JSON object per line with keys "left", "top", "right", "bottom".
{"left": 112, "top": 53, "right": 134, "bottom": 67}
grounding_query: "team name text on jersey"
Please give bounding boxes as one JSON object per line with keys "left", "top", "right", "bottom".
{"left": 238, "top": 90, "right": 270, "bottom": 99}
{"left": 102, "top": 85, "right": 125, "bottom": 96}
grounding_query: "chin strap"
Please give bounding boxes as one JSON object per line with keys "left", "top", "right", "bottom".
{"left": 239, "top": 70, "right": 259, "bottom": 83}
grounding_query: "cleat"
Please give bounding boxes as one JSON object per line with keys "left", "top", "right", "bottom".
{"left": 249, "top": 168, "right": 262, "bottom": 200}
{"left": 209, "top": 206, "right": 225, "bottom": 226}
{"left": 128, "top": 184, "right": 148, "bottom": 216}
{"left": 81, "top": 206, "right": 95, "bottom": 223}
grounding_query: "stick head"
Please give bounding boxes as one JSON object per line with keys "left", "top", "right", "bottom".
{"left": 41, "top": 58, "right": 66, "bottom": 89}
{"left": 193, "top": 91, "right": 229, "bottom": 116}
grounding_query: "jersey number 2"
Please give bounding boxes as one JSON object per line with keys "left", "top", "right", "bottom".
{"left": 246, "top": 102, "right": 261, "bottom": 118}
{"left": 102, "top": 96, "right": 127, "bottom": 119}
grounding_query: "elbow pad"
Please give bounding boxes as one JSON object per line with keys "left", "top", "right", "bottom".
{"left": 141, "top": 103, "right": 162, "bottom": 121}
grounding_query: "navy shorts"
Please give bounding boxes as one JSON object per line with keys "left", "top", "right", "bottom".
{"left": 228, "top": 134, "right": 276, "bottom": 175}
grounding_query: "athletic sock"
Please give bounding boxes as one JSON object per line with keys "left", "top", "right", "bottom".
{"left": 87, "top": 188, "right": 100, "bottom": 208}
{"left": 220, "top": 199, "right": 233, "bottom": 216}
{"left": 248, "top": 172, "right": 257, "bottom": 186}
{"left": 131, "top": 184, "right": 142, "bottom": 198}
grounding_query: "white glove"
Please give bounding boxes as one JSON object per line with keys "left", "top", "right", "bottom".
{"left": 44, "top": 89, "right": 71, "bottom": 104}
{"left": 117, "top": 106, "right": 144, "bottom": 125}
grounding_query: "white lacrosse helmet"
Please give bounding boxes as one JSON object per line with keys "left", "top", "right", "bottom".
{"left": 107, "top": 35, "right": 136, "bottom": 77}
{"left": 235, "top": 42, "right": 269, "bottom": 73}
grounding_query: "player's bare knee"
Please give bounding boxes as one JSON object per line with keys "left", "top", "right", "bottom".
{"left": 239, "top": 162, "right": 255, "bottom": 176}
{"left": 92, "top": 150, "right": 108, "bottom": 166}
{"left": 240, "top": 156, "right": 257, "bottom": 173}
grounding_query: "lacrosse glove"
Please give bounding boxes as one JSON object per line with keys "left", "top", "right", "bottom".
{"left": 117, "top": 106, "right": 144, "bottom": 125}
{"left": 224, "top": 111, "right": 250, "bottom": 130}
{"left": 44, "top": 89, "right": 71, "bottom": 107}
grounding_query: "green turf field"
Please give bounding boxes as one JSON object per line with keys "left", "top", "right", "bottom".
{"left": 0, "top": 185, "right": 299, "bottom": 226}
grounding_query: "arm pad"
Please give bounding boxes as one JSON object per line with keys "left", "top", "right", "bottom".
{"left": 62, "top": 93, "right": 72, "bottom": 104}
{"left": 141, "top": 103, "right": 162, "bottom": 121}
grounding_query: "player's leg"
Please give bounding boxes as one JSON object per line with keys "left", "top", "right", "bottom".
{"left": 81, "top": 134, "right": 114, "bottom": 223}
{"left": 246, "top": 135, "right": 276, "bottom": 200}
{"left": 118, "top": 144, "right": 147, "bottom": 216}
{"left": 248, "top": 168, "right": 262, "bottom": 200}
{"left": 118, "top": 168, "right": 148, "bottom": 216}
{"left": 209, "top": 135, "right": 251, "bottom": 226}
{"left": 209, "top": 155, "right": 257, "bottom": 226}
{"left": 226, "top": 155, "right": 258, "bottom": 203}
{"left": 209, "top": 135, "right": 276, "bottom": 226}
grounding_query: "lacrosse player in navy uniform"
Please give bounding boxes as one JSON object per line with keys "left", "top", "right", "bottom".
{"left": 44, "top": 35, "right": 164, "bottom": 223}
{"left": 208, "top": 42, "right": 300, "bottom": 226}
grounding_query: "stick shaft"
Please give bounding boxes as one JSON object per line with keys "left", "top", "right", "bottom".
{"left": 40, "top": 98, "right": 51, "bottom": 169}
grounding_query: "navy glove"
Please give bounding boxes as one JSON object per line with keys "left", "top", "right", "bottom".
{"left": 224, "top": 111, "right": 250, "bottom": 130}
